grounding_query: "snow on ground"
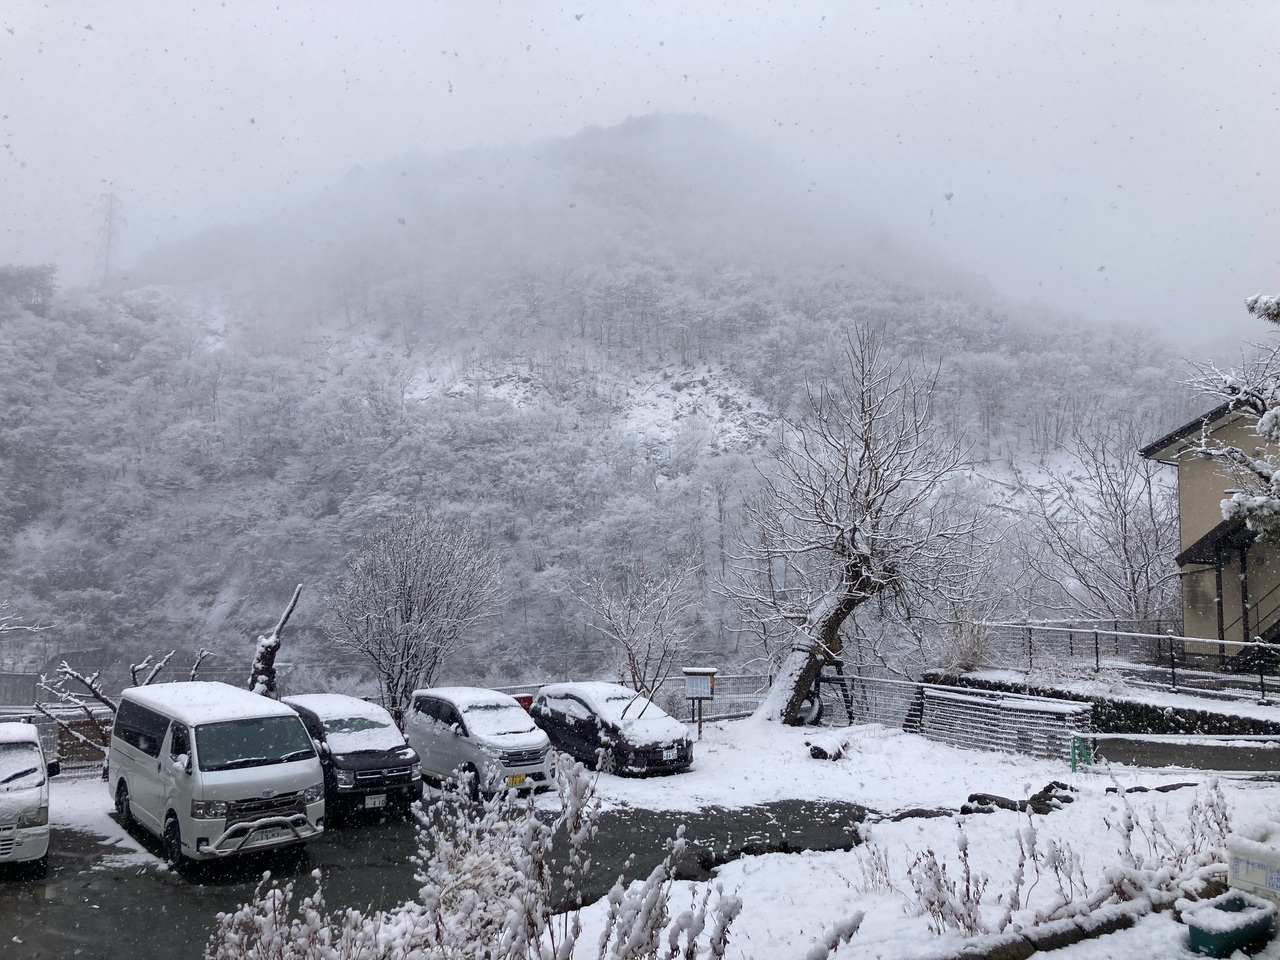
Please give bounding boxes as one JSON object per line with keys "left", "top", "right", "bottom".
{"left": 574, "top": 717, "right": 1280, "bottom": 959}
{"left": 48, "top": 776, "right": 151, "bottom": 869}
{"left": 585, "top": 716, "right": 1073, "bottom": 815}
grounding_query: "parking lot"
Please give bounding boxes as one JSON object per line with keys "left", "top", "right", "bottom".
{"left": 0, "top": 795, "right": 867, "bottom": 960}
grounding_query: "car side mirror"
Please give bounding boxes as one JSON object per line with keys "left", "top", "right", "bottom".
{"left": 47, "top": 760, "right": 60, "bottom": 778}
{"left": 183, "top": 755, "right": 192, "bottom": 775}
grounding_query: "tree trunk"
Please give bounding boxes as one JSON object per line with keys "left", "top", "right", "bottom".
{"left": 249, "top": 584, "right": 302, "bottom": 697}
{"left": 755, "top": 566, "right": 871, "bottom": 724}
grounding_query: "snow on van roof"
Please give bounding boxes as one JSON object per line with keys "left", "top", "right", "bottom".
{"left": 410, "top": 686, "right": 520, "bottom": 710}
{"left": 0, "top": 721, "right": 39, "bottom": 745}
{"left": 282, "top": 694, "right": 393, "bottom": 724}
{"left": 123, "top": 682, "right": 298, "bottom": 726}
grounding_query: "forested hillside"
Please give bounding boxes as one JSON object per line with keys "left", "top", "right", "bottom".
{"left": 0, "top": 116, "right": 1195, "bottom": 694}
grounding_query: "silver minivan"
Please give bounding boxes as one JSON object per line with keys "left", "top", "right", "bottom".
{"left": 405, "top": 687, "right": 553, "bottom": 796}
{"left": 108, "top": 681, "right": 324, "bottom": 871}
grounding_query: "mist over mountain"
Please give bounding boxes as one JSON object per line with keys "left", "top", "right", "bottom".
{"left": 2, "top": 115, "right": 1194, "bottom": 694}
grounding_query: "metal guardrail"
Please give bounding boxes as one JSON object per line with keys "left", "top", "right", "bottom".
{"left": 979, "top": 621, "right": 1280, "bottom": 701}
{"left": 497, "top": 673, "right": 772, "bottom": 724}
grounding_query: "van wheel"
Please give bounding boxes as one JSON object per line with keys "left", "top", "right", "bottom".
{"left": 163, "top": 815, "right": 190, "bottom": 874}
{"left": 115, "top": 781, "right": 134, "bottom": 832}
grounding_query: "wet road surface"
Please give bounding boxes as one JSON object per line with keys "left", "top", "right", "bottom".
{"left": 0, "top": 798, "right": 867, "bottom": 960}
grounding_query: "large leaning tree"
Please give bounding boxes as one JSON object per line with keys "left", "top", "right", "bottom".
{"left": 734, "top": 327, "right": 985, "bottom": 724}
{"left": 325, "top": 513, "right": 505, "bottom": 724}
{"left": 1190, "top": 294, "right": 1280, "bottom": 538}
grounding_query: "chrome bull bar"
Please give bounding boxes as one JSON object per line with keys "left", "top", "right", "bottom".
{"left": 207, "top": 813, "right": 319, "bottom": 856}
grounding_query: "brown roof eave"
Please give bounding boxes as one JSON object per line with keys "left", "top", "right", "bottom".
{"left": 1139, "top": 401, "right": 1239, "bottom": 462}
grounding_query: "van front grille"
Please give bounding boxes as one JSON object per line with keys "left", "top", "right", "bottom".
{"left": 227, "top": 791, "right": 304, "bottom": 825}
{"left": 355, "top": 765, "right": 415, "bottom": 784}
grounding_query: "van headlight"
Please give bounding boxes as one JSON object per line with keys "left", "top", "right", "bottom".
{"left": 18, "top": 805, "right": 48, "bottom": 828}
{"left": 191, "top": 800, "right": 228, "bottom": 820}
{"left": 335, "top": 769, "right": 356, "bottom": 788}
{"left": 304, "top": 783, "right": 324, "bottom": 803}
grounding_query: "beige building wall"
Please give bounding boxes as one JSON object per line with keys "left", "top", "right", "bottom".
{"left": 1171, "top": 414, "right": 1280, "bottom": 642}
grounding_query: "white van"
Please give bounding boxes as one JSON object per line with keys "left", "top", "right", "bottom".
{"left": 108, "top": 681, "right": 324, "bottom": 871}
{"left": 0, "top": 721, "right": 59, "bottom": 877}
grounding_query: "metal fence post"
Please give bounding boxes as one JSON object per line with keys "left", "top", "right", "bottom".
{"left": 1027, "top": 625, "right": 1033, "bottom": 672}
{"left": 1094, "top": 631, "right": 1100, "bottom": 672}
{"left": 1169, "top": 640, "right": 1178, "bottom": 690}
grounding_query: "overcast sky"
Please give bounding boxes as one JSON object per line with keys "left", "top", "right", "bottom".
{"left": 2, "top": 1, "right": 1277, "bottom": 349}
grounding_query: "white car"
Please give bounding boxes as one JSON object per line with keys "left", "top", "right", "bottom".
{"left": 0, "top": 721, "right": 59, "bottom": 877}
{"left": 405, "top": 687, "right": 553, "bottom": 796}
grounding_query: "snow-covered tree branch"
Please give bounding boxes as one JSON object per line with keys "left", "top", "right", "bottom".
{"left": 325, "top": 513, "right": 505, "bottom": 724}
{"left": 1187, "top": 294, "right": 1280, "bottom": 539}
{"left": 1015, "top": 416, "right": 1180, "bottom": 623}
{"left": 575, "top": 557, "right": 702, "bottom": 698}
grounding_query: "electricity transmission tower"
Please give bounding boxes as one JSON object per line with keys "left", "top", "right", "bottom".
{"left": 91, "top": 192, "right": 123, "bottom": 287}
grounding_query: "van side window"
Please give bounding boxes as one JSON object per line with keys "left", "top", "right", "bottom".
{"left": 114, "top": 699, "right": 169, "bottom": 758}
{"left": 169, "top": 724, "right": 190, "bottom": 760}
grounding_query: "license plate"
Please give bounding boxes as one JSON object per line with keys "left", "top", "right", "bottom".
{"left": 506, "top": 773, "right": 526, "bottom": 787}
{"left": 662, "top": 748, "right": 678, "bottom": 761}
{"left": 364, "top": 794, "right": 386, "bottom": 809}
{"left": 254, "top": 827, "right": 286, "bottom": 844}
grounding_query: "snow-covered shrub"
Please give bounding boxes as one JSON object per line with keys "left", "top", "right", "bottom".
{"left": 901, "top": 783, "right": 1233, "bottom": 942}
{"left": 204, "top": 756, "right": 763, "bottom": 960}
{"left": 906, "top": 819, "right": 990, "bottom": 936}
{"left": 850, "top": 841, "right": 894, "bottom": 895}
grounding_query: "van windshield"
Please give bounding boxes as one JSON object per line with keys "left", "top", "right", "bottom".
{"left": 0, "top": 742, "right": 44, "bottom": 789}
{"left": 194, "top": 716, "right": 315, "bottom": 772}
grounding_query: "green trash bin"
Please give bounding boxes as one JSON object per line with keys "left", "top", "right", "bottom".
{"left": 1186, "top": 890, "right": 1277, "bottom": 957}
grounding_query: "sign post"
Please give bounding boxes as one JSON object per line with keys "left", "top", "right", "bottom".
{"left": 682, "top": 666, "right": 717, "bottom": 739}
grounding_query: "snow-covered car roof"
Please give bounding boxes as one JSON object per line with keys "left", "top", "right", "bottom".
{"left": 411, "top": 686, "right": 522, "bottom": 711}
{"left": 123, "top": 681, "right": 300, "bottom": 726}
{"left": 0, "top": 721, "right": 40, "bottom": 745}
{"left": 537, "top": 681, "right": 647, "bottom": 708}
{"left": 282, "top": 694, "right": 394, "bottom": 724}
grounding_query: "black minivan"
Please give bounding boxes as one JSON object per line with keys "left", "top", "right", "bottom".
{"left": 282, "top": 694, "right": 422, "bottom": 821}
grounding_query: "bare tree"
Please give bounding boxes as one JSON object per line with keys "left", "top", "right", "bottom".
{"left": 325, "top": 513, "right": 505, "bottom": 724}
{"left": 729, "top": 328, "right": 983, "bottom": 724}
{"left": 575, "top": 558, "right": 701, "bottom": 698}
{"left": 1014, "top": 417, "right": 1180, "bottom": 623}
{"left": 0, "top": 598, "right": 50, "bottom": 635}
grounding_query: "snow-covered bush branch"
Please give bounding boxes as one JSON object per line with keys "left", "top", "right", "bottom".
{"left": 204, "top": 757, "right": 777, "bottom": 960}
